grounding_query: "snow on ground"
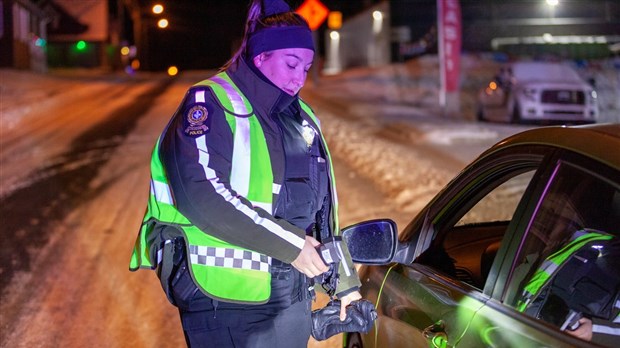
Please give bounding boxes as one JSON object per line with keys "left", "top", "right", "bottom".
{"left": 324, "top": 107, "right": 452, "bottom": 213}
{"left": 0, "top": 68, "right": 168, "bottom": 133}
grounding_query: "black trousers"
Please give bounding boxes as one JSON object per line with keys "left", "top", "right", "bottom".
{"left": 175, "top": 263, "right": 312, "bottom": 348}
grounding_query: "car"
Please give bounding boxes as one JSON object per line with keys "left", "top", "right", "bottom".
{"left": 341, "top": 124, "right": 620, "bottom": 348}
{"left": 476, "top": 61, "right": 598, "bottom": 125}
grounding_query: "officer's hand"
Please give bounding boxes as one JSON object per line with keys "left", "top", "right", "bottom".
{"left": 338, "top": 291, "right": 362, "bottom": 321}
{"left": 566, "top": 317, "right": 593, "bottom": 341}
{"left": 292, "top": 236, "right": 329, "bottom": 278}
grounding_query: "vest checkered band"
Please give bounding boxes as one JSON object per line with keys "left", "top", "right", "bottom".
{"left": 189, "top": 245, "right": 271, "bottom": 272}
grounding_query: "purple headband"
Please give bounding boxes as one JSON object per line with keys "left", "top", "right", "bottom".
{"left": 248, "top": 25, "right": 314, "bottom": 58}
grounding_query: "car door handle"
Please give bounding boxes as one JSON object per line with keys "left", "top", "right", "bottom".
{"left": 423, "top": 320, "right": 449, "bottom": 348}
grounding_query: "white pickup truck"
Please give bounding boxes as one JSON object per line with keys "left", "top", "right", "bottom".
{"left": 477, "top": 61, "right": 599, "bottom": 124}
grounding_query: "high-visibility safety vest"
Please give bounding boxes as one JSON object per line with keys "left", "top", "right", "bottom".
{"left": 129, "top": 72, "right": 339, "bottom": 304}
{"left": 517, "top": 229, "right": 613, "bottom": 312}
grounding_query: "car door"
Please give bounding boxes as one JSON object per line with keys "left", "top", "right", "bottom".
{"left": 467, "top": 150, "right": 620, "bottom": 347}
{"left": 368, "top": 146, "right": 550, "bottom": 348}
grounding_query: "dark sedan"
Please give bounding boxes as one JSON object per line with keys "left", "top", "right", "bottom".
{"left": 343, "top": 124, "right": 620, "bottom": 347}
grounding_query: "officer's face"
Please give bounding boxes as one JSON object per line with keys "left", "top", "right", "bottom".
{"left": 253, "top": 48, "right": 314, "bottom": 96}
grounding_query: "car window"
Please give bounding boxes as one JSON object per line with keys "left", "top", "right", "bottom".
{"left": 417, "top": 170, "right": 536, "bottom": 290}
{"left": 456, "top": 171, "right": 534, "bottom": 226}
{"left": 504, "top": 161, "right": 620, "bottom": 346}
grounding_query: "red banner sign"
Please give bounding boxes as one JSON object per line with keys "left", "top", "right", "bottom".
{"left": 438, "top": 0, "right": 462, "bottom": 93}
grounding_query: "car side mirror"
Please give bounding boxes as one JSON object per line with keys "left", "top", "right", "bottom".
{"left": 342, "top": 219, "right": 398, "bottom": 265}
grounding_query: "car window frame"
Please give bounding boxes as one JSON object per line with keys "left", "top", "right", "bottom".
{"left": 401, "top": 145, "right": 555, "bottom": 297}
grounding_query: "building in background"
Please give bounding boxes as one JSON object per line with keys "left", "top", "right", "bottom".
{"left": 0, "top": 0, "right": 57, "bottom": 72}
{"left": 323, "top": 1, "right": 391, "bottom": 74}
{"left": 390, "top": 0, "right": 620, "bottom": 61}
{"left": 46, "top": 0, "right": 112, "bottom": 69}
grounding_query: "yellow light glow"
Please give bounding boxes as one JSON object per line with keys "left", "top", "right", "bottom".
{"left": 328, "top": 11, "right": 342, "bottom": 30}
{"left": 120, "top": 46, "right": 130, "bottom": 56}
{"left": 167, "top": 66, "right": 179, "bottom": 76}
{"left": 152, "top": 4, "right": 164, "bottom": 14}
{"left": 157, "top": 19, "right": 169, "bottom": 29}
{"left": 489, "top": 81, "right": 497, "bottom": 90}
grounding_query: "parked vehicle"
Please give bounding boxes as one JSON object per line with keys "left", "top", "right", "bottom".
{"left": 476, "top": 62, "right": 598, "bottom": 124}
{"left": 342, "top": 124, "right": 620, "bottom": 347}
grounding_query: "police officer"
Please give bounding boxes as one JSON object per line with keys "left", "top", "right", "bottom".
{"left": 129, "top": 0, "right": 362, "bottom": 347}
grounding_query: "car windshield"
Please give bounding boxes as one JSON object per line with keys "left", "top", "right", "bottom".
{"left": 512, "top": 63, "right": 582, "bottom": 82}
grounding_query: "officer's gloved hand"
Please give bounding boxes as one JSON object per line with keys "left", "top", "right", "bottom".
{"left": 311, "top": 299, "right": 378, "bottom": 341}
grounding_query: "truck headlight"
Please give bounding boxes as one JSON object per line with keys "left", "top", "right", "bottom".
{"left": 588, "top": 90, "right": 598, "bottom": 104}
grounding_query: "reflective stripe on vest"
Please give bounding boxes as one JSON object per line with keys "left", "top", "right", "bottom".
{"left": 151, "top": 179, "right": 173, "bottom": 205}
{"left": 196, "top": 73, "right": 279, "bottom": 213}
{"left": 517, "top": 229, "right": 612, "bottom": 312}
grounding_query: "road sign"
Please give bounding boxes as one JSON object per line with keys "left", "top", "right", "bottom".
{"left": 296, "top": 0, "right": 329, "bottom": 31}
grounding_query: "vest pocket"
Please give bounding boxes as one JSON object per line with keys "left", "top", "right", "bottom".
{"left": 310, "top": 156, "right": 329, "bottom": 211}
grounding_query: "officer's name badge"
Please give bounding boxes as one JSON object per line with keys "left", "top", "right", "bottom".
{"left": 184, "top": 105, "right": 209, "bottom": 136}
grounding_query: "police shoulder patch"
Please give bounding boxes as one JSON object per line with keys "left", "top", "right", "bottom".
{"left": 184, "top": 104, "right": 210, "bottom": 137}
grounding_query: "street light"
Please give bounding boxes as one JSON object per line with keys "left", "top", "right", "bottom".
{"left": 167, "top": 66, "right": 178, "bottom": 76}
{"left": 157, "top": 18, "right": 169, "bottom": 29}
{"left": 152, "top": 4, "right": 164, "bottom": 15}
{"left": 546, "top": 0, "right": 559, "bottom": 19}
{"left": 372, "top": 10, "right": 383, "bottom": 34}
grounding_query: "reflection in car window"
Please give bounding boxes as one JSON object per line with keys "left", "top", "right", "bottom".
{"left": 457, "top": 171, "right": 534, "bottom": 226}
{"left": 418, "top": 170, "right": 535, "bottom": 290}
{"left": 506, "top": 162, "right": 620, "bottom": 347}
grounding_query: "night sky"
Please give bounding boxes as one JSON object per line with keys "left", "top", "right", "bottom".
{"left": 133, "top": 0, "right": 382, "bottom": 70}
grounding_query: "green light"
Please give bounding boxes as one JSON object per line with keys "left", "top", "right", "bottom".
{"left": 76, "top": 40, "right": 87, "bottom": 51}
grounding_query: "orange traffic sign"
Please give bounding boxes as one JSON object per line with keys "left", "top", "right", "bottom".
{"left": 296, "top": 0, "right": 329, "bottom": 31}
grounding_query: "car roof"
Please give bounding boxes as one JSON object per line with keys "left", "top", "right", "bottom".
{"left": 483, "top": 124, "right": 620, "bottom": 170}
